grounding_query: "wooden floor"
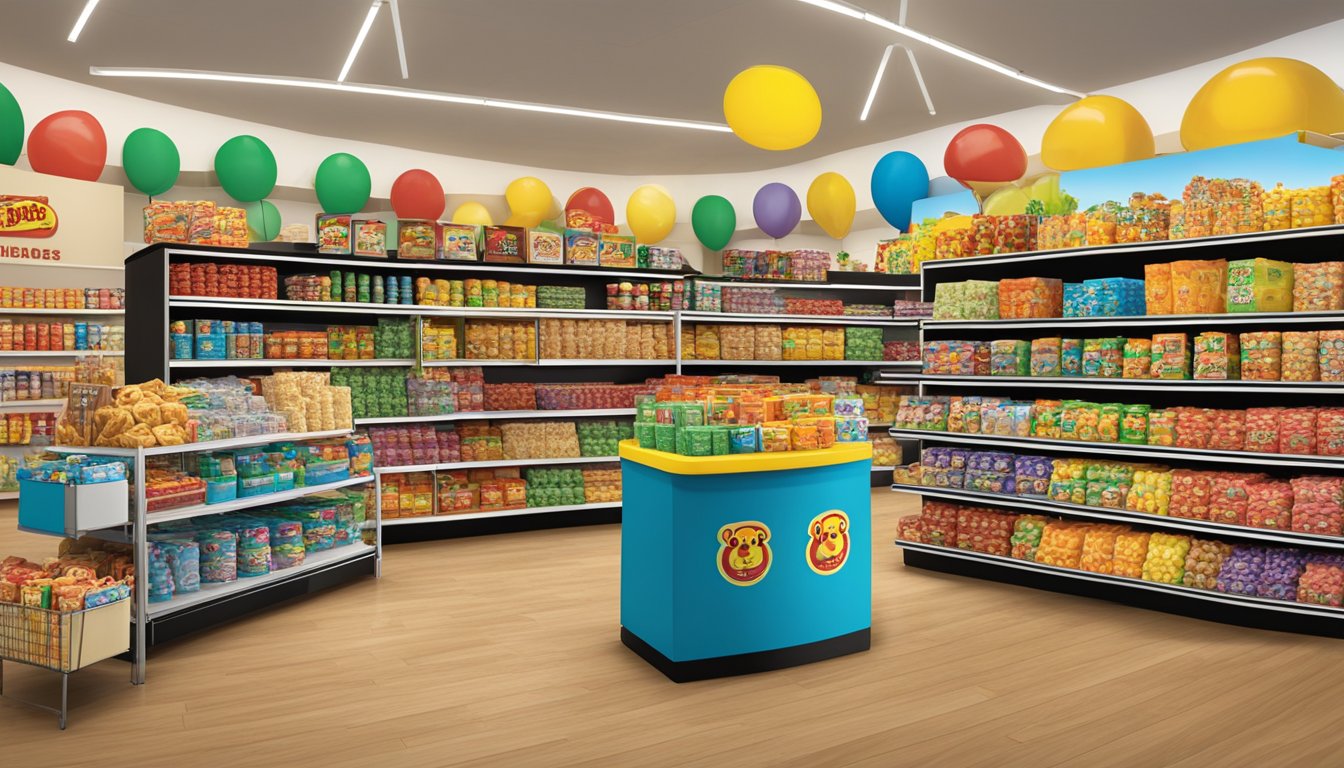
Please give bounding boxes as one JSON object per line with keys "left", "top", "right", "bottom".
{"left": 3, "top": 491, "right": 1344, "bottom": 766}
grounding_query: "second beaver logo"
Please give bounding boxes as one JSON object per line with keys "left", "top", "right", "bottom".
{"left": 806, "top": 510, "right": 850, "bottom": 575}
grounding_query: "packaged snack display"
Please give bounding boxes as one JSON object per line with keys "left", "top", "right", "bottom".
{"left": 1290, "top": 476, "right": 1344, "bottom": 536}
{"left": 1061, "top": 338, "right": 1082, "bottom": 376}
{"left": 483, "top": 226, "right": 527, "bottom": 263}
{"left": 932, "top": 281, "right": 999, "bottom": 320}
{"left": 1009, "top": 515, "right": 1048, "bottom": 561}
{"left": 1299, "top": 560, "right": 1344, "bottom": 606}
{"left": 1182, "top": 539, "right": 1233, "bottom": 590}
{"left": 1293, "top": 262, "right": 1344, "bottom": 312}
{"left": 1193, "top": 332, "right": 1240, "bottom": 380}
{"left": 1111, "top": 531, "right": 1150, "bottom": 578}
{"left": 989, "top": 340, "right": 1030, "bottom": 376}
{"left": 527, "top": 230, "right": 563, "bottom": 265}
{"left": 1148, "top": 333, "right": 1189, "bottom": 379}
{"left": 1143, "top": 262, "right": 1173, "bottom": 315}
{"left": 1239, "top": 331, "right": 1282, "bottom": 380}
{"left": 1245, "top": 479, "right": 1293, "bottom": 530}
{"left": 1319, "top": 331, "right": 1344, "bottom": 381}
{"left": 1282, "top": 331, "right": 1320, "bottom": 382}
{"left": 1035, "top": 522, "right": 1086, "bottom": 569}
{"left": 1122, "top": 338, "right": 1151, "bottom": 379}
{"left": 997, "top": 278, "right": 1062, "bottom": 319}
{"left": 1226, "top": 258, "right": 1293, "bottom": 313}
{"left": 438, "top": 223, "right": 479, "bottom": 261}
{"left": 1169, "top": 259, "right": 1227, "bottom": 314}
{"left": 1029, "top": 337, "right": 1061, "bottom": 377}
{"left": 1079, "top": 526, "right": 1122, "bottom": 574}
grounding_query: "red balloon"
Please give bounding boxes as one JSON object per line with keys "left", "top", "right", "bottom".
{"left": 390, "top": 169, "right": 446, "bottom": 220}
{"left": 943, "top": 123, "right": 1026, "bottom": 184}
{"left": 565, "top": 186, "right": 614, "bottom": 226}
{"left": 27, "top": 110, "right": 107, "bottom": 182}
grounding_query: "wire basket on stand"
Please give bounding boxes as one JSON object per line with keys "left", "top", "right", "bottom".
{"left": 0, "top": 598, "right": 131, "bottom": 729}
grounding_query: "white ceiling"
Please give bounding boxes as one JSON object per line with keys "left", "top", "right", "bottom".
{"left": 5, "top": 0, "right": 1342, "bottom": 174}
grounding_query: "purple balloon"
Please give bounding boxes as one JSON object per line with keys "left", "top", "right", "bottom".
{"left": 753, "top": 182, "right": 801, "bottom": 239}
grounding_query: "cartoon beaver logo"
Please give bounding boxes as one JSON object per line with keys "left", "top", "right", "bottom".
{"left": 717, "top": 522, "right": 771, "bottom": 586}
{"left": 806, "top": 510, "right": 850, "bottom": 575}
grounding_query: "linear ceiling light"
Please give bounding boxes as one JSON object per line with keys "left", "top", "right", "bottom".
{"left": 67, "top": 0, "right": 101, "bottom": 43}
{"left": 388, "top": 0, "right": 409, "bottom": 79}
{"left": 859, "top": 44, "right": 894, "bottom": 121}
{"left": 797, "top": 0, "right": 1085, "bottom": 98}
{"left": 338, "top": 1, "right": 384, "bottom": 83}
{"left": 89, "top": 67, "right": 734, "bottom": 132}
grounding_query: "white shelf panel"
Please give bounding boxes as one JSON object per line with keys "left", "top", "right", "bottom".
{"left": 169, "top": 358, "right": 414, "bottom": 368}
{"left": 160, "top": 246, "right": 685, "bottom": 281}
{"left": 170, "top": 296, "right": 675, "bottom": 321}
{"left": 0, "top": 398, "right": 65, "bottom": 411}
{"left": 146, "top": 475, "right": 375, "bottom": 524}
{"left": 923, "top": 310, "right": 1344, "bottom": 331}
{"left": 679, "top": 359, "right": 916, "bottom": 367}
{"left": 872, "top": 465, "right": 896, "bottom": 472}
{"left": 880, "top": 373, "right": 1344, "bottom": 395}
{"left": 49, "top": 428, "right": 353, "bottom": 458}
{"left": 0, "top": 349, "right": 122, "bottom": 357}
{"left": 679, "top": 311, "right": 918, "bottom": 327}
{"left": 896, "top": 539, "right": 1344, "bottom": 621}
{"left": 146, "top": 543, "right": 376, "bottom": 618}
{"left": 376, "top": 455, "right": 619, "bottom": 474}
{"left": 919, "top": 224, "right": 1344, "bottom": 273}
{"left": 895, "top": 484, "right": 1344, "bottom": 550}
{"left": 691, "top": 278, "right": 919, "bottom": 292}
{"left": 354, "top": 408, "right": 635, "bottom": 426}
{"left": 891, "top": 428, "right": 1344, "bottom": 471}
{"left": 0, "top": 307, "right": 124, "bottom": 316}
{"left": 381, "top": 501, "right": 620, "bottom": 526}
{"left": 537, "top": 359, "right": 675, "bottom": 367}
{"left": 421, "top": 359, "right": 535, "bottom": 367}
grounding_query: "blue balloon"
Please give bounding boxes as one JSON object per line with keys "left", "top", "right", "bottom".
{"left": 870, "top": 151, "right": 930, "bottom": 231}
{"left": 927, "top": 175, "right": 964, "bottom": 198}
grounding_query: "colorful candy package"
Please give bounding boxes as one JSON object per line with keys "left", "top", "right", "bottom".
{"left": 1141, "top": 532, "right": 1190, "bottom": 585}
{"left": 1170, "top": 259, "right": 1227, "bottom": 314}
{"left": 1226, "top": 258, "right": 1293, "bottom": 313}
{"left": 1239, "top": 331, "right": 1282, "bottom": 381}
{"left": 1292, "top": 262, "right": 1344, "bottom": 312}
{"left": 1281, "top": 331, "right": 1320, "bottom": 382}
{"left": 1030, "top": 337, "right": 1062, "bottom": 377}
{"left": 1193, "top": 332, "right": 1240, "bottom": 380}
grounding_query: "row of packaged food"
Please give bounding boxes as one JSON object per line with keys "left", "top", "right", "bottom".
{"left": 380, "top": 464, "right": 623, "bottom": 518}
{"left": 0, "top": 286, "right": 124, "bottom": 310}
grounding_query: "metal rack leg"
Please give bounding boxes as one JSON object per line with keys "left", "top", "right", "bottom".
{"left": 59, "top": 672, "right": 68, "bottom": 730}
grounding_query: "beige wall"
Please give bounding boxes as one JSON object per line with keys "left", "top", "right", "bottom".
{"left": 0, "top": 165, "right": 124, "bottom": 269}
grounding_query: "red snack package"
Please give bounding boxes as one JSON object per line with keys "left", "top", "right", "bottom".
{"left": 1245, "top": 479, "right": 1294, "bottom": 530}
{"left": 1280, "top": 408, "right": 1319, "bottom": 455}
{"left": 1316, "top": 409, "right": 1344, "bottom": 457}
{"left": 920, "top": 500, "right": 960, "bottom": 547}
{"left": 1290, "top": 476, "right": 1344, "bottom": 536}
{"left": 1244, "top": 407, "right": 1283, "bottom": 454}
{"left": 1174, "top": 407, "right": 1214, "bottom": 449}
{"left": 1208, "top": 472, "right": 1263, "bottom": 526}
{"left": 1206, "top": 410, "right": 1246, "bottom": 451}
{"left": 1169, "top": 469, "right": 1212, "bottom": 520}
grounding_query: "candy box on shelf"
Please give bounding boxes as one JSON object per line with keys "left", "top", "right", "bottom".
{"left": 1193, "top": 332, "right": 1240, "bottom": 380}
{"left": 1029, "top": 337, "right": 1061, "bottom": 377}
{"left": 598, "top": 235, "right": 636, "bottom": 268}
{"left": 484, "top": 226, "right": 527, "bottom": 263}
{"left": 564, "top": 229, "right": 600, "bottom": 265}
{"left": 315, "top": 214, "right": 352, "bottom": 255}
{"left": 352, "top": 220, "right": 387, "bottom": 258}
{"left": 932, "top": 280, "right": 999, "bottom": 320}
{"left": 1239, "top": 331, "right": 1282, "bottom": 381}
{"left": 1281, "top": 331, "right": 1320, "bottom": 382}
{"left": 1169, "top": 259, "right": 1227, "bottom": 314}
{"left": 1292, "top": 261, "right": 1344, "bottom": 313}
{"left": 1150, "top": 333, "right": 1190, "bottom": 379}
{"left": 439, "top": 223, "right": 480, "bottom": 261}
{"left": 1143, "top": 262, "right": 1173, "bottom": 315}
{"left": 1226, "top": 258, "right": 1292, "bottom": 313}
{"left": 989, "top": 339, "right": 1030, "bottom": 377}
{"left": 397, "top": 219, "right": 438, "bottom": 260}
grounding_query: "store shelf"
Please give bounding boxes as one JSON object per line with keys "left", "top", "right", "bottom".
{"left": 420, "top": 359, "right": 536, "bottom": 367}
{"left": 538, "top": 359, "right": 676, "bottom": 367}
{"left": 169, "top": 358, "right": 415, "bottom": 369}
{"left": 0, "top": 398, "right": 65, "bottom": 411}
{"left": 890, "top": 428, "right": 1344, "bottom": 471}
{"left": 894, "top": 484, "right": 1344, "bottom": 550}
{"left": 0, "top": 349, "right": 123, "bottom": 357}
{"left": 0, "top": 490, "right": 16, "bottom": 501}
{"left": 49, "top": 428, "right": 353, "bottom": 458}
{"left": 146, "top": 243, "right": 688, "bottom": 281}
{"left": 922, "top": 309, "right": 1344, "bottom": 331}
{"left": 690, "top": 276, "right": 918, "bottom": 291}
{"left": 678, "top": 311, "right": 919, "bottom": 327}
{"left": 872, "top": 465, "right": 896, "bottom": 472}
{"left": 0, "top": 307, "right": 124, "bottom": 316}
{"left": 376, "top": 455, "right": 618, "bottom": 474}
{"left": 879, "top": 372, "right": 1344, "bottom": 395}
{"left": 918, "top": 224, "right": 1344, "bottom": 274}
{"left": 381, "top": 501, "right": 621, "bottom": 526}
{"left": 354, "top": 408, "right": 635, "bottom": 426}
{"left": 170, "top": 296, "right": 676, "bottom": 321}
{"left": 680, "top": 359, "right": 918, "bottom": 368}
{"left": 896, "top": 539, "right": 1344, "bottom": 624}
{"left": 146, "top": 475, "right": 375, "bottom": 524}
{"left": 145, "top": 542, "right": 376, "bottom": 618}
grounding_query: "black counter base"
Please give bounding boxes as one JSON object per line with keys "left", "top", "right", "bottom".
{"left": 902, "top": 547, "right": 1344, "bottom": 639}
{"left": 383, "top": 507, "right": 620, "bottom": 544}
{"left": 621, "top": 627, "right": 871, "bottom": 683}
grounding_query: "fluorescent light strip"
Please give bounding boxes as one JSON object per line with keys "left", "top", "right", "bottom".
{"left": 904, "top": 46, "right": 935, "bottom": 115}
{"left": 338, "top": 1, "right": 383, "bottom": 82}
{"left": 389, "top": 0, "right": 409, "bottom": 79}
{"left": 796, "top": 0, "right": 1085, "bottom": 98}
{"left": 859, "top": 44, "right": 894, "bottom": 121}
{"left": 89, "top": 67, "right": 732, "bottom": 132}
{"left": 67, "top": 0, "right": 101, "bottom": 43}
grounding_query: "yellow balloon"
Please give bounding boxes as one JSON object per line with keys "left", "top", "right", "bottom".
{"left": 625, "top": 184, "right": 676, "bottom": 244}
{"left": 451, "top": 202, "right": 493, "bottom": 227}
{"left": 805, "top": 172, "right": 856, "bottom": 240}
{"left": 1181, "top": 57, "right": 1344, "bottom": 151}
{"left": 723, "top": 65, "right": 822, "bottom": 151}
{"left": 982, "top": 186, "right": 1029, "bottom": 216}
{"left": 503, "top": 212, "right": 533, "bottom": 227}
{"left": 1042, "top": 95, "right": 1155, "bottom": 171}
{"left": 505, "top": 176, "right": 552, "bottom": 222}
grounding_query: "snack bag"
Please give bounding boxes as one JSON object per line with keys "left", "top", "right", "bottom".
{"left": 1281, "top": 331, "right": 1320, "bottom": 382}
{"left": 1244, "top": 407, "right": 1283, "bottom": 453}
{"left": 1292, "top": 262, "right": 1344, "bottom": 312}
{"left": 1246, "top": 479, "right": 1293, "bottom": 530}
{"left": 1146, "top": 408, "right": 1176, "bottom": 446}
{"left": 1119, "top": 404, "right": 1150, "bottom": 445}
{"left": 1183, "top": 539, "right": 1234, "bottom": 590}
{"left": 1193, "top": 332, "right": 1240, "bottom": 380}
{"left": 997, "top": 277, "right": 1062, "bottom": 319}
{"left": 1141, "top": 532, "right": 1191, "bottom": 585}
{"left": 1030, "top": 337, "right": 1061, "bottom": 377}
{"left": 1226, "top": 258, "right": 1293, "bottom": 313}
{"left": 1112, "top": 531, "right": 1151, "bottom": 578}
{"left": 1150, "top": 333, "right": 1190, "bottom": 379}
{"left": 1319, "top": 330, "right": 1344, "bottom": 382}
{"left": 1143, "top": 263, "right": 1173, "bottom": 315}
{"left": 1010, "top": 515, "right": 1049, "bottom": 560}
{"left": 1060, "top": 338, "right": 1083, "bottom": 377}
{"left": 1122, "top": 338, "right": 1152, "bottom": 379}
{"left": 1239, "top": 331, "right": 1282, "bottom": 381}
{"left": 1170, "top": 259, "right": 1227, "bottom": 314}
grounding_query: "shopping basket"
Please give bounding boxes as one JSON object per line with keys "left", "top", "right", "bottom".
{"left": 0, "top": 598, "right": 130, "bottom": 729}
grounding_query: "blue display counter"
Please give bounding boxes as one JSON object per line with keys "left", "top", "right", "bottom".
{"left": 619, "top": 439, "right": 872, "bottom": 682}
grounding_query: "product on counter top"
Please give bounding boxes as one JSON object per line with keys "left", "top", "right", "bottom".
{"left": 169, "top": 262, "right": 277, "bottom": 300}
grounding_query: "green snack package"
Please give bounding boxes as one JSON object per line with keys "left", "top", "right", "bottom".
{"left": 675, "top": 426, "right": 690, "bottom": 455}
{"left": 728, "top": 426, "right": 759, "bottom": 454}
{"left": 685, "top": 426, "right": 714, "bottom": 456}
{"left": 635, "top": 423, "right": 657, "bottom": 449}
{"left": 711, "top": 426, "right": 730, "bottom": 456}
{"left": 634, "top": 395, "right": 658, "bottom": 424}
{"left": 674, "top": 402, "right": 706, "bottom": 427}
{"left": 1120, "top": 404, "right": 1150, "bottom": 444}
{"left": 655, "top": 423, "right": 677, "bottom": 453}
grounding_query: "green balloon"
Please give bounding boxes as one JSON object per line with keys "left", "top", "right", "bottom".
{"left": 215, "top": 135, "right": 277, "bottom": 202}
{"left": 122, "top": 128, "right": 179, "bottom": 196}
{"left": 314, "top": 152, "right": 371, "bottom": 214}
{"left": 0, "top": 82, "right": 22, "bottom": 166}
{"left": 691, "top": 195, "right": 736, "bottom": 251}
{"left": 244, "top": 200, "right": 281, "bottom": 241}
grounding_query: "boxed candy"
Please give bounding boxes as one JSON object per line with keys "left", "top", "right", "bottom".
{"left": 989, "top": 339, "right": 1030, "bottom": 376}
{"left": 1281, "top": 331, "right": 1319, "bottom": 382}
{"left": 1193, "top": 332, "right": 1240, "bottom": 380}
{"left": 932, "top": 280, "right": 999, "bottom": 321}
{"left": 1122, "top": 338, "right": 1151, "bottom": 379}
{"left": 1292, "top": 261, "right": 1344, "bottom": 312}
{"left": 1080, "top": 277, "right": 1145, "bottom": 317}
{"left": 1240, "top": 331, "right": 1282, "bottom": 381}
{"left": 1170, "top": 259, "right": 1227, "bottom": 314}
{"left": 1150, "top": 333, "right": 1190, "bottom": 379}
{"left": 1029, "top": 337, "right": 1061, "bottom": 377}
{"left": 997, "top": 278, "right": 1062, "bottom": 319}
{"left": 1226, "top": 258, "right": 1292, "bottom": 313}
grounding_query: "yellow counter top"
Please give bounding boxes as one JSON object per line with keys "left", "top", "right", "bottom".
{"left": 618, "top": 439, "right": 872, "bottom": 476}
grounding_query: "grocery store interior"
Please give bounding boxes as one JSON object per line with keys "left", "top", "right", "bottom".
{"left": 4, "top": 0, "right": 1344, "bottom": 764}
